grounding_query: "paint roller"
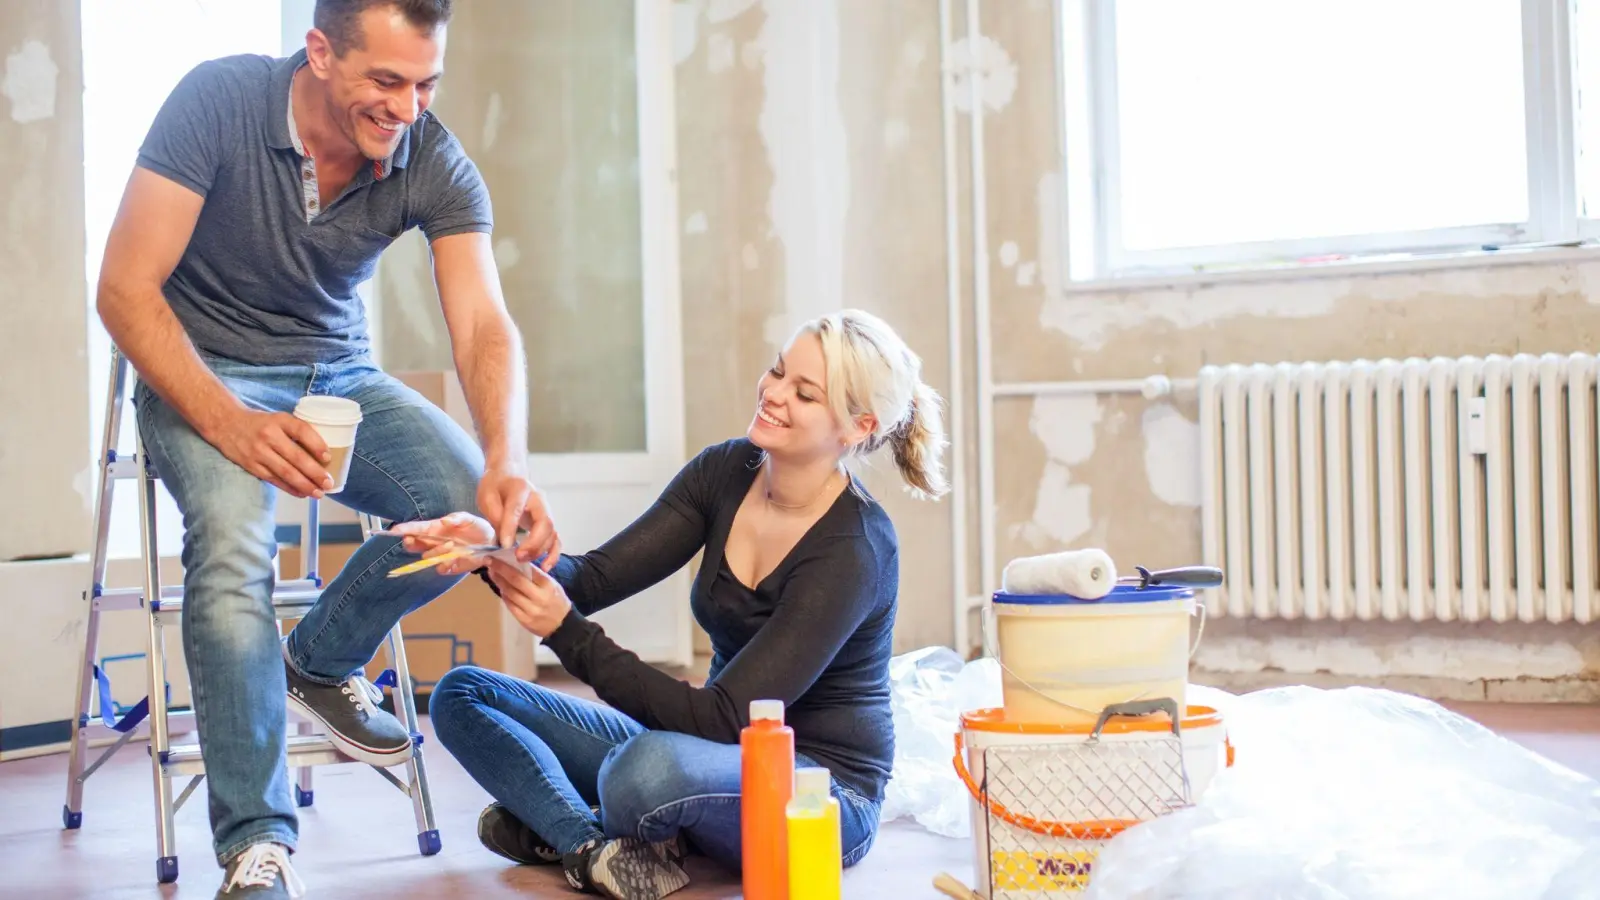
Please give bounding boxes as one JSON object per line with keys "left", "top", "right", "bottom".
{"left": 1001, "top": 548, "right": 1118, "bottom": 598}
{"left": 1002, "top": 549, "right": 1222, "bottom": 599}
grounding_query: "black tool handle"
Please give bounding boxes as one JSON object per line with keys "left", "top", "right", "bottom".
{"left": 1125, "top": 564, "right": 1224, "bottom": 590}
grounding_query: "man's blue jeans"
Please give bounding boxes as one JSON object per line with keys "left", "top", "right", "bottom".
{"left": 429, "top": 666, "right": 883, "bottom": 872}
{"left": 134, "top": 352, "right": 484, "bottom": 866}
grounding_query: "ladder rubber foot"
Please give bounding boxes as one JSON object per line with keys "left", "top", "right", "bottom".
{"left": 157, "top": 856, "right": 178, "bottom": 884}
{"left": 62, "top": 806, "right": 82, "bottom": 830}
{"left": 295, "top": 786, "right": 314, "bottom": 808}
{"left": 417, "top": 830, "right": 442, "bottom": 857}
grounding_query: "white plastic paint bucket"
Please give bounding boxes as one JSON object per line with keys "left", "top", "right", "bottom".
{"left": 987, "top": 584, "right": 1203, "bottom": 727}
{"left": 953, "top": 705, "right": 1234, "bottom": 897}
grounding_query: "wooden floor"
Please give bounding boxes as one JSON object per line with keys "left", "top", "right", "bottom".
{"left": 4, "top": 676, "right": 1600, "bottom": 899}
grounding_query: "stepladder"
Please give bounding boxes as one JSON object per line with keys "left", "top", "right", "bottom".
{"left": 62, "top": 347, "right": 442, "bottom": 885}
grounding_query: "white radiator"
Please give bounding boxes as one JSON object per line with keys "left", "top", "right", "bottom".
{"left": 1198, "top": 354, "right": 1600, "bottom": 623}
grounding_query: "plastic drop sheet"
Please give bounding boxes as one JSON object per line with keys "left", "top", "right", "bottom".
{"left": 880, "top": 646, "right": 1002, "bottom": 838}
{"left": 882, "top": 647, "right": 1600, "bottom": 899}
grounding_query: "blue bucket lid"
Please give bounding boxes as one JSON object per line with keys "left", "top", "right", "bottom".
{"left": 992, "top": 583, "right": 1195, "bottom": 606}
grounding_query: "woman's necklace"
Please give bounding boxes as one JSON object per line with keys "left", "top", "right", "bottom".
{"left": 763, "top": 464, "right": 839, "bottom": 512}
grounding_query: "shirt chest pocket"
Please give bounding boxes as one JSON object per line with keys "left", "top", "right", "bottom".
{"left": 303, "top": 196, "right": 408, "bottom": 288}
{"left": 298, "top": 224, "right": 394, "bottom": 292}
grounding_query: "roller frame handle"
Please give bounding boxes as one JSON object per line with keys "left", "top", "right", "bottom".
{"left": 1121, "top": 564, "right": 1224, "bottom": 590}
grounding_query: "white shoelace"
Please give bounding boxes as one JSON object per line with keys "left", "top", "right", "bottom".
{"left": 341, "top": 675, "right": 386, "bottom": 715}
{"left": 224, "top": 843, "right": 305, "bottom": 897}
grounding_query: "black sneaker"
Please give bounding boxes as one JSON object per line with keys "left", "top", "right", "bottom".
{"left": 479, "top": 804, "right": 687, "bottom": 871}
{"left": 478, "top": 803, "right": 562, "bottom": 865}
{"left": 562, "top": 837, "right": 691, "bottom": 899}
{"left": 284, "top": 657, "right": 412, "bottom": 768}
{"left": 214, "top": 843, "right": 304, "bottom": 898}
{"left": 651, "top": 832, "right": 690, "bottom": 867}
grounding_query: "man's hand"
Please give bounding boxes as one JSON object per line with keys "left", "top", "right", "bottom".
{"left": 207, "top": 408, "right": 332, "bottom": 499}
{"left": 389, "top": 511, "right": 498, "bottom": 576}
{"left": 476, "top": 465, "right": 561, "bottom": 571}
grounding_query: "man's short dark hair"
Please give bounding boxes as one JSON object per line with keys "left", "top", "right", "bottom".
{"left": 314, "top": 0, "right": 453, "bottom": 56}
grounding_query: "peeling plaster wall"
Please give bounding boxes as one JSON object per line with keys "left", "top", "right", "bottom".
{"left": 674, "top": 0, "right": 954, "bottom": 653}
{"left": 979, "top": 1, "right": 1600, "bottom": 700}
{"left": 0, "top": 3, "right": 88, "bottom": 561}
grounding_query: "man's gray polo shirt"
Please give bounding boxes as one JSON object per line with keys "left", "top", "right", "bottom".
{"left": 135, "top": 49, "right": 493, "bottom": 366}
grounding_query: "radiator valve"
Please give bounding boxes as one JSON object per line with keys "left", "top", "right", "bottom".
{"left": 1141, "top": 374, "right": 1173, "bottom": 399}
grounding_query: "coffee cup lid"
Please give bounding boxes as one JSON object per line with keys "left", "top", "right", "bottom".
{"left": 294, "top": 395, "right": 363, "bottom": 425}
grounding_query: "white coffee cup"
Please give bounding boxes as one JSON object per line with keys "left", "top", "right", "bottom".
{"left": 293, "top": 395, "right": 363, "bottom": 494}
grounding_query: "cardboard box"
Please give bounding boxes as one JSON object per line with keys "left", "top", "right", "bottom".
{"left": 0, "top": 554, "right": 194, "bottom": 761}
{"left": 393, "top": 369, "right": 473, "bottom": 431}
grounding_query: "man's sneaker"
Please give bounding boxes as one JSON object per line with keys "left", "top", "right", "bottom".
{"left": 478, "top": 803, "right": 562, "bottom": 865}
{"left": 562, "top": 837, "right": 691, "bottom": 900}
{"left": 215, "top": 843, "right": 304, "bottom": 898}
{"left": 284, "top": 658, "right": 411, "bottom": 767}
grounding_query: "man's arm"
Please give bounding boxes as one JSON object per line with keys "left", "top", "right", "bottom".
{"left": 429, "top": 231, "right": 556, "bottom": 559}
{"left": 430, "top": 231, "right": 527, "bottom": 475}
{"left": 97, "top": 168, "right": 332, "bottom": 498}
{"left": 97, "top": 169, "right": 238, "bottom": 439}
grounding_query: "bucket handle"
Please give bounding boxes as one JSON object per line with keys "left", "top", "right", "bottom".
{"left": 1093, "top": 699, "right": 1181, "bottom": 737}
{"left": 950, "top": 724, "right": 1237, "bottom": 839}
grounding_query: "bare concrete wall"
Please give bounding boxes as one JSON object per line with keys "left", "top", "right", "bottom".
{"left": 978, "top": 0, "right": 1600, "bottom": 699}
{"left": 0, "top": 3, "right": 88, "bottom": 561}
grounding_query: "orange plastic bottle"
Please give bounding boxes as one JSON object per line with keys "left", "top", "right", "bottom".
{"left": 741, "top": 699, "right": 795, "bottom": 900}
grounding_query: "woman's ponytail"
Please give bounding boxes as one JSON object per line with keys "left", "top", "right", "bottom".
{"left": 889, "top": 380, "right": 950, "bottom": 500}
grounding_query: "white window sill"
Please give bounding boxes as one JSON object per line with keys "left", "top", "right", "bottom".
{"left": 1061, "top": 241, "right": 1600, "bottom": 294}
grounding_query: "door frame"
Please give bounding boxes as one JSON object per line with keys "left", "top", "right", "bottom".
{"left": 530, "top": 0, "right": 691, "bottom": 668}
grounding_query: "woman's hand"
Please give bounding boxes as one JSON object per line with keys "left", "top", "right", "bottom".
{"left": 486, "top": 557, "right": 573, "bottom": 638}
{"left": 388, "top": 511, "right": 497, "bottom": 576}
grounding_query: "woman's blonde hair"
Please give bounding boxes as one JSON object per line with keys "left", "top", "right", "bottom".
{"left": 793, "top": 309, "right": 949, "bottom": 500}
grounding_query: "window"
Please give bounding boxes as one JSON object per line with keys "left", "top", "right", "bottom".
{"left": 1060, "top": 0, "right": 1600, "bottom": 282}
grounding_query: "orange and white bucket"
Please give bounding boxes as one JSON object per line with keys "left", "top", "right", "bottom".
{"left": 952, "top": 705, "right": 1234, "bottom": 897}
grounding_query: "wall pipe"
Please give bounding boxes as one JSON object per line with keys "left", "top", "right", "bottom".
{"left": 991, "top": 375, "right": 1197, "bottom": 398}
{"left": 937, "top": 0, "right": 972, "bottom": 657}
{"left": 966, "top": 0, "right": 999, "bottom": 643}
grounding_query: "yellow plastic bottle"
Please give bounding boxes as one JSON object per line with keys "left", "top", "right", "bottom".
{"left": 786, "top": 766, "right": 842, "bottom": 900}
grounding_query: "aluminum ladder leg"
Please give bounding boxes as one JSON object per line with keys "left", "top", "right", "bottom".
{"left": 62, "top": 347, "right": 442, "bottom": 884}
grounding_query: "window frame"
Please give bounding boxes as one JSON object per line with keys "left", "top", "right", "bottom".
{"left": 1058, "top": 0, "right": 1597, "bottom": 285}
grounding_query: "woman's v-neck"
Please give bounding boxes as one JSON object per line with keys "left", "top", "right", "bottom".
{"left": 717, "top": 459, "right": 853, "bottom": 592}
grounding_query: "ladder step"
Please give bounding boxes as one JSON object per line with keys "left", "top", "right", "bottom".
{"left": 162, "top": 734, "right": 358, "bottom": 776}
{"left": 94, "top": 585, "right": 182, "bottom": 612}
{"left": 107, "top": 455, "right": 143, "bottom": 480}
{"left": 98, "top": 580, "right": 322, "bottom": 614}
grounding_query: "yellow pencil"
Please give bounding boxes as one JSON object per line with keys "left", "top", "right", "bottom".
{"left": 386, "top": 548, "right": 475, "bottom": 578}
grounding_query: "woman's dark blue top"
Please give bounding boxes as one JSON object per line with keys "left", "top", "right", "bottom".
{"left": 531, "top": 437, "right": 900, "bottom": 802}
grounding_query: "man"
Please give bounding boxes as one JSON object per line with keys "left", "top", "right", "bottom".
{"left": 95, "top": 2, "right": 558, "bottom": 896}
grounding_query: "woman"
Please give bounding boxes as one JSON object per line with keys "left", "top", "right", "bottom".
{"left": 396, "top": 309, "right": 947, "bottom": 900}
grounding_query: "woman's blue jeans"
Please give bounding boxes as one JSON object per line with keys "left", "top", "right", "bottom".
{"left": 429, "top": 665, "right": 882, "bottom": 871}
